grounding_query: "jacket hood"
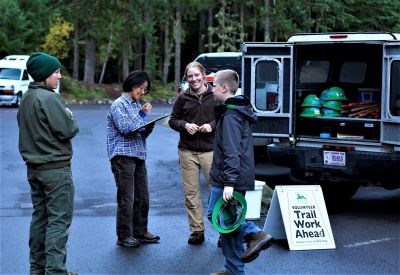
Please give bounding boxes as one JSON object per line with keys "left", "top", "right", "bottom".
{"left": 216, "top": 95, "right": 257, "bottom": 124}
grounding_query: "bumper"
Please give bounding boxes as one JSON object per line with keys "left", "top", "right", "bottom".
{"left": 0, "top": 95, "right": 18, "bottom": 105}
{"left": 268, "top": 144, "right": 400, "bottom": 182}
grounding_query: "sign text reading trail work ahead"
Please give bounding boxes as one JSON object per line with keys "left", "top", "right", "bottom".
{"left": 264, "top": 185, "right": 335, "bottom": 250}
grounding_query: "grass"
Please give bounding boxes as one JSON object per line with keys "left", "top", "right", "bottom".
{"left": 60, "top": 77, "right": 108, "bottom": 101}
{"left": 60, "top": 77, "right": 177, "bottom": 103}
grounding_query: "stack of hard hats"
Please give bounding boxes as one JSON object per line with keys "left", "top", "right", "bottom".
{"left": 300, "top": 94, "right": 321, "bottom": 117}
{"left": 320, "top": 87, "right": 347, "bottom": 117}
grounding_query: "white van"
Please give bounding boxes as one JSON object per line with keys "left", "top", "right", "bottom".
{"left": 0, "top": 55, "right": 32, "bottom": 106}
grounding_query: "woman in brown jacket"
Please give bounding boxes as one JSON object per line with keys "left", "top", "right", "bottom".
{"left": 169, "top": 61, "right": 216, "bottom": 245}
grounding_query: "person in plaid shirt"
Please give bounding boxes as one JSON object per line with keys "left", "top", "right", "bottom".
{"left": 107, "top": 70, "right": 160, "bottom": 248}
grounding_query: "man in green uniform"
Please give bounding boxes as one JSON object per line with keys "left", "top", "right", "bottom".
{"left": 17, "top": 52, "right": 79, "bottom": 275}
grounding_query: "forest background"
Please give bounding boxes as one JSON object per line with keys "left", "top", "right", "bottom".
{"left": 1, "top": 0, "right": 400, "bottom": 101}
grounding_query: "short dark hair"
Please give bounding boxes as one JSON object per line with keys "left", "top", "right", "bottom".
{"left": 122, "top": 70, "right": 151, "bottom": 93}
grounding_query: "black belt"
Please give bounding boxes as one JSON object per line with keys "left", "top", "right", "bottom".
{"left": 27, "top": 160, "right": 71, "bottom": 170}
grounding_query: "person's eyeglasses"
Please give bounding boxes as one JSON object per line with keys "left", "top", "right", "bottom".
{"left": 136, "top": 85, "right": 148, "bottom": 95}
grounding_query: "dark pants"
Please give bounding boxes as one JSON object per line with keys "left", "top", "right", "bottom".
{"left": 111, "top": 156, "right": 149, "bottom": 239}
{"left": 27, "top": 165, "right": 74, "bottom": 275}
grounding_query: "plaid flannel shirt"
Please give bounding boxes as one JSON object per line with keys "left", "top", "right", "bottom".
{"left": 106, "top": 94, "right": 147, "bottom": 160}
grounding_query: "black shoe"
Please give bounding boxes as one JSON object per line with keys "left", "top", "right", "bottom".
{"left": 217, "top": 236, "right": 222, "bottom": 248}
{"left": 134, "top": 232, "right": 160, "bottom": 243}
{"left": 240, "top": 231, "right": 274, "bottom": 263}
{"left": 188, "top": 231, "right": 205, "bottom": 245}
{"left": 116, "top": 236, "right": 140, "bottom": 247}
{"left": 67, "top": 272, "right": 78, "bottom": 275}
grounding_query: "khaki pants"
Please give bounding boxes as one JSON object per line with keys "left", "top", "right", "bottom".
{"left": 178, "top": 148, "right": 213, "bottom": 233}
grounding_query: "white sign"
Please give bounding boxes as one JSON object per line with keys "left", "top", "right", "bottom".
{"left": 263, "top": 185, "right": 336, "bottom": 250}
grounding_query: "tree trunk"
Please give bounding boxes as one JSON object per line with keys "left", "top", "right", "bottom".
{"left": 174, "top": 3, "right": 182, "bottom": 89}
{"left": 83, "top": 37, "right": 95, "bottom": 84}
{"left": 144, "top": 2, "right": 152, "bottom": 74}
{"left": 72, "top": 19, "right": 80, "bottom": 80}
{"left": 198, "top": 11, "right": 205, "bottom": 53}
{"left": 162, "top": 18, "right": 171, "bottom": 86}
{"left": 252, "top": 5, "right": 257, "bottom": 41}
{"left": 207, "top": 6, "right": 213, "bottom": 52}
{"left": 134, "top": 36, "right": 143, "bottom": 70}
{"left": 239, "top": 3, "right": 245, "bottom": 42}
{"left": 122, "top": 12, "right": 130, "bottom": 80}
{"left": 99, "top": 29, "right": 113, "bottom": 85}
{"left": 264, "top": 0, "right": 270, "bottom": 42}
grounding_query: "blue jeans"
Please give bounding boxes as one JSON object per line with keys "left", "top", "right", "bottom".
{"left": 207, "top": 187, "right": 261, "bottom": 275}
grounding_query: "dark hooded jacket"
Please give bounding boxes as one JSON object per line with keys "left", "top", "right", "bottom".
{"left": 209, "top": 95, "right": 257, "bottom": 191}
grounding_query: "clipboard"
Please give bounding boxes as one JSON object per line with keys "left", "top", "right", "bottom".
{"left": 132, "top": 113, "right": 169, "bottom": 132}
{"left": 145, "top": 113, "right": 169, "bottom": 125}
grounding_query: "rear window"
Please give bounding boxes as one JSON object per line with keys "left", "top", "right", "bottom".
{"left": 339, "top": 61, "right": 367, "bottom": 83}
{"left": 195, "top": 56, "right": 242, "bottom": 76}
{"left": 299, "top": 61, "right": 329, "bottom": 83}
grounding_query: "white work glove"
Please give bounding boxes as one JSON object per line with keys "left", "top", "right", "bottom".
{"left": 223, "top": 186, "right": 234, "bottom": 202}
{"left": 198, "top": 123, "right": 212, "bottom": 133}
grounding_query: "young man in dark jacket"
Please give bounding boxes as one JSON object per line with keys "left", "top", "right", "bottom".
{"left": 207, "top": 69, "right": 274, "bottom": 275}
{"left": 17, "top": 52, "right": 79, "bottom": 275}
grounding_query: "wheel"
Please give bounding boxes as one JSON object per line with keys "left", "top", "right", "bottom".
{"left": 320, "top": 182, "right": 360, "bottom": 201}
{"left": 13, "top": 93, "right": 22, "bottom": 107}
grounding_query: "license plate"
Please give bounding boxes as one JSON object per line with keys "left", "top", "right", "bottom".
{"left": 323, "top": 151, "right": 346, "bottom": 166}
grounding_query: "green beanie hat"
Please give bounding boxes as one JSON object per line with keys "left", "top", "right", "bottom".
{"left": 27, "top": 52, "right": 61, "bottom": 82}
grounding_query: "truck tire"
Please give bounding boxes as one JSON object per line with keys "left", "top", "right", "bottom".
{"left": 13, "top": 93, "right": 22, "bottom": 107}
{"left": 320, "top": 182, "right": 360, "bottom": 201}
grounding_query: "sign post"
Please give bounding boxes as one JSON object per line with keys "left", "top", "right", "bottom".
{"left": 263, "top": 185, "right": 335, "bottom": 250}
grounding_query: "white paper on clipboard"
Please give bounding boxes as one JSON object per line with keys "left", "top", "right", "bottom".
{"left": 132, "top": 113, "right": 169, "bottom": 132}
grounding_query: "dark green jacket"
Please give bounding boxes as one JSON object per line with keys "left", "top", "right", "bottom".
{"left": 17, "top": 82, "right": 79, "bottom": 168}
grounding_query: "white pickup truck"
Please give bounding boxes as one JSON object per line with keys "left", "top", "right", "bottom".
{"left": 241, "top": 32, "right": 400, "bottom": 199}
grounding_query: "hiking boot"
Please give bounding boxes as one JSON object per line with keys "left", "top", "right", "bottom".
{"left": 210, "top": 272, "right": 230, "bottom": 275}
{"left": 134, "top": 232, "right": 160, "bottom": 243}
{"left": 188, "top": 231, "right": 204, "bottom": 245}
{"left": 116, "top": 236, "right": 140, "bottom": 247}
{"left": 67, "top": 272, "right": 78, "bottom": 275}
{"left": 240, "top": 231, "right": 274, "bottom": 263}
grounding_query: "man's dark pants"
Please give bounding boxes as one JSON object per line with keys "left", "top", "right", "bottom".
{"left": 111, "top": 156, "right": 149, "bottom": 239}
{"left": 27, "top": 165, "right": 74, "bottom": 275}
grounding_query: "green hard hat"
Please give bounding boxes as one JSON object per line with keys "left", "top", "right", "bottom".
{"left": 322, "top": 100, "right": 343, "bottom": 111}
{"left": 300, "top": 107, "right": 321, "bottom": 117}
{"left": 212, "top": 192, "right": 247, "bottom": 234}
{"left": 320, "top": 87, "right": 348, "bottom": 101}
{"left": 301, "top": 94, "right": 321, "bottom": 107}
{"left": 322, "top": 108, "right": 341, "bottom": 117}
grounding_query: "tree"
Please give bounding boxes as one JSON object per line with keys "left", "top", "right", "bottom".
{"left": 0, "top": 0, "right": 29, "bottom": 56}
{"left": 174, "top": 2, "right": 182, "bottom": 89}
{"left": 208, "top": 0, "right": 241, "bottom": 51}
{"left": 42, "top": 17, "right": 74, "bottom": 59}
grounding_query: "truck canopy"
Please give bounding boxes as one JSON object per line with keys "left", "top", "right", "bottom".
{"left": 288, "top": 32, "right": 400, "bottom": 42}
